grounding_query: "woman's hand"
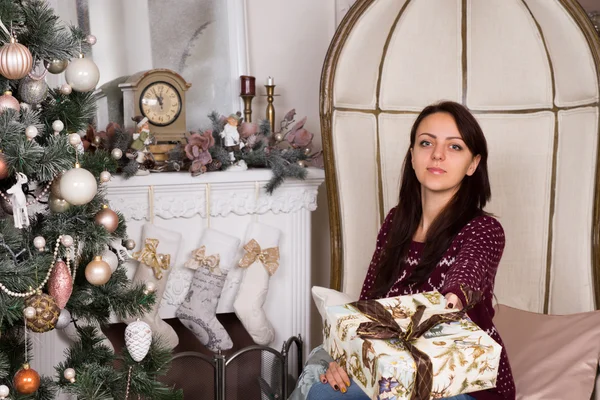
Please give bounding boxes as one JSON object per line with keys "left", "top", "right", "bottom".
{"left": 445, "top": 292, "right": 464, "bottom": 310}
{"left": 319, "top": 361, "right": 350, "bottom": 393}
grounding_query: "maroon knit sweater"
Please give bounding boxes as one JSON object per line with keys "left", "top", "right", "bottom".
{"left": 359, "top": 208, "right": 516, "bottom": 400}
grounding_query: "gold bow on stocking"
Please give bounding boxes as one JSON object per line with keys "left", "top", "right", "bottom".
{"left": 132, "top": 238, "right": 171, "bottom": 279}
{"left": 239, "top": 239, "right": 280, "bottom": 276}
{"left": 185, "top": 246, "right": 221, "bottom": 275}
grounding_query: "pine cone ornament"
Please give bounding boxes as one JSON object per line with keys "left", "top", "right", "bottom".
{"left": 124, "top": 320, "right": 152, "bottom": 362}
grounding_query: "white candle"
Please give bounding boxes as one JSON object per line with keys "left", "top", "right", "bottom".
{"left": 267, "top": 76, "right": 274, "bottom": 86}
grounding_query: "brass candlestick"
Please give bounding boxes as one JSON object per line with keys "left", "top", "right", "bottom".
{"left": 265, "top": 84, "right": 276, "bottom": 133}
{"left": 241, "top": 94, "right": 255, "bottom": 123}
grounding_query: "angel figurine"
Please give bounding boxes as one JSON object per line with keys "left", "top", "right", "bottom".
{"left": 7, "top": 172, "right": 29, "bottom": 229}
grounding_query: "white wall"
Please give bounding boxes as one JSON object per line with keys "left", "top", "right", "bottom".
{"left": 245, "top": 1, "right": 336, "bottom": 349}
{"left": 580, "top": 0, "right": 600, "bottom": 13}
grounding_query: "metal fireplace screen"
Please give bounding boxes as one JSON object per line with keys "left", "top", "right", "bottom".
{"left": 161, "top": 336, "right": 303, "bottom": 400}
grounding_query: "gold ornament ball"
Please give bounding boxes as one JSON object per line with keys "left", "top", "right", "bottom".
{"left": 0, "top": 91, "right": 20, "bottom": 114}
{"left": 0, "top": 153, "right": 9, "bottom": 180}
{"left": 24, "top": 294, "right": 60, "bottom": 333}
{"left": 44, "top": 58, "right": 69, "bottom": 74}
{"left": 13, "top": 364, "right": 40, "bottom": 395}
{"left": 49, "top": 194, "right": 71, "bottom": 213}
{"left": 0, "top": 38, "right": 33, "bottom": 80}
{"left": 304, "top": 147, "right": 311, "bottom": 156}
{"left": 111, "top": 148, "right": 123, "bottom": 160}
{"left": 274, "top": 133, "right": 284, "bottom": 142}
{"left": 95, "top": 205, "right": 119, "bottom": 232}
{"left": 85, "top": 256, "right": 112, "bottom": 286}
{"left": 297, "top": 160, "right": 306, "bottom": 168}
{"left": 124, "top": 238, "right": 136, "bottom": 250}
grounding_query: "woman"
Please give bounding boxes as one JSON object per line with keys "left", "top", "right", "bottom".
{"left": 304, "top": 101, "right": 515, "bottom": 400}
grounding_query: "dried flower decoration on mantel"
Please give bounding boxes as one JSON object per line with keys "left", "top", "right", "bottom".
{"left": 94, "top": 109, "right": 322, "bottom": 194}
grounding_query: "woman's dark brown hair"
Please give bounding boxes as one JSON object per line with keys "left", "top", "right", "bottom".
{"left": 369, "top": 101, "right": 491, "bottom": 298}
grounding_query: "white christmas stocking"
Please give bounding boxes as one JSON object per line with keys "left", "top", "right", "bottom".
{"left": 176, "top": 228, "right": 240, "bottom": 351}
{"left": 233, "top": 222, "right": 281, "bottom": 345}
{"left": 123, "top": 224, "right": 182, "bottom": 349}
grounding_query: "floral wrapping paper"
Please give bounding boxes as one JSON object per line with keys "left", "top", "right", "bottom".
{"left": 322, "top": 291, "right": 501, "bottom": 400}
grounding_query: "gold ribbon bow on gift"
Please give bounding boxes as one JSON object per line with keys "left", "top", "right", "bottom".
{"left": 132, "top": 238, "right": 171, "bottom": 280}
{"left": 185, "top": 246, "right": 222, "bottom": 275}
{"left": 238, "top": 239, "right": 280, "bottom": 276}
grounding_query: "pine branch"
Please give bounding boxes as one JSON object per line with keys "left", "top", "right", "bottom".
{"left": 40, "top": 88, "right": 97, "bottom": 136}
{"left": 18, "top": 1, "right": 84, "bottom": 64}
{"left": 121, "top": 159, "right": 139, "bottom": 178}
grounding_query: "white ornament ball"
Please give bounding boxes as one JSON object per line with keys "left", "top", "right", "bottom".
{"left": 68, "top": 133, "right": 82, "bottom": 146}
{"left": 33, "top": 236, "right": 46, "bottom": 251}
{"left": 144, "top": 281, "right": 156, "bottom": 294}
{"left": 56, "top": 308, "right": 71, "bottom": 329}
{"left": 111, "top": 148, "right": 123, "bottom": 160}
{"left": 59, "top": 166, "right": 98, "bottom": 205}
{"left": 99, "top": 171, "right": 111, "bottom": 183}
{"left": 125, "top": 320, "right": 152, "bottom": 362}
{"left": 86, "top": 35, "right": 97, "bottom": 45}
{"left": 60, "top": 235, "right": 74, "bottom": 248}
{"left": 101, "top": 247, "right": 119, "bottom": 273}
{"left": 63, "top": 367, "right": 76, "bottom": 382}
{"left": 0, "top": 384, "right": 8, "bottom": 398}
{"left": 52, "top": 120, "right": 64, "bottom": 134}
{"left": 60, "top": 83, "right": 72, "bottom": 95}
{"left": 23, "top": 306, "right": 36, "bottom": 320}
{"left": 65, "top": 56, "right": 100, "bottom": 92}
{"left": 25, "top": 125, "right": 38, "bottom": 140}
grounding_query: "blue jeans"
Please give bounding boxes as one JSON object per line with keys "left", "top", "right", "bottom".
{"left": 306, "top": 380, "right": 475, "bottom": 400}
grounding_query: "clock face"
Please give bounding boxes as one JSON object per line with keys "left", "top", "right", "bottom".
{"left": 139, "top": 81, "right": 182, "bottom": 126}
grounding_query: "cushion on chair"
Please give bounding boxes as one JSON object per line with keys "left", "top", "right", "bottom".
{"left": 311, "top": 286, "right": 356, "bottom": 321}
{"left": 493, "top": 304, "right": 600, "bottom": 399}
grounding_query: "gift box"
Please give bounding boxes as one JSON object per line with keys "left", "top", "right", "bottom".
{"left": 323, "top": 291, "right": 501, "bottom": 400}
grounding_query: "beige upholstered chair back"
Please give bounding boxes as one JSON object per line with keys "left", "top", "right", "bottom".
{"left": 320, "top": 0, "right": 600, "bottom": 314}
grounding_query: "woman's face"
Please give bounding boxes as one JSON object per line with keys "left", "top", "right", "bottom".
{"left": 411, "top": 112, "right": 480, "bottom": 196}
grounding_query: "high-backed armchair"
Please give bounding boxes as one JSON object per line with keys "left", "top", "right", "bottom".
{"left": 320, "top": 0, "right": 600, "bottom": 397}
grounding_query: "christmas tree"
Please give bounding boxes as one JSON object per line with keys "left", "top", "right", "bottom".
{"left": 0, "top": 2, "right": 181, "bottom": 399}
